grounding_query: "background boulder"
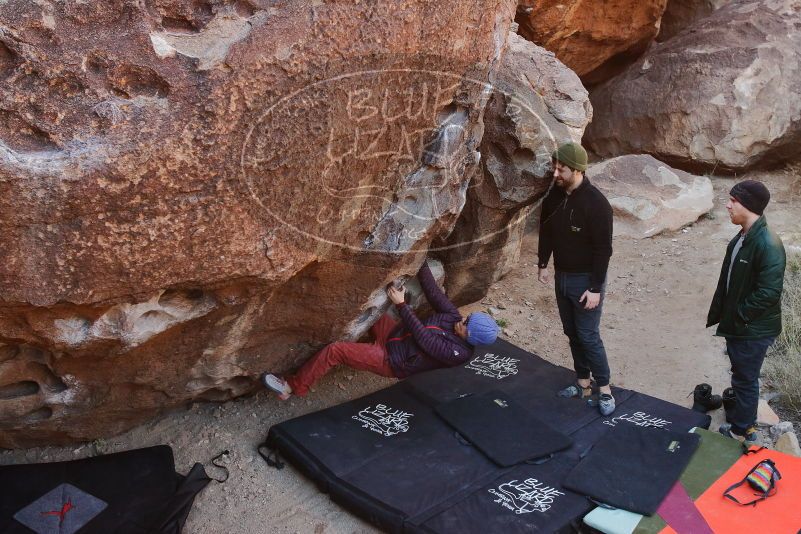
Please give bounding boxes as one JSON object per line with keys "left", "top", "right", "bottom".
{"left": 587, "top": 155, "right": 713, "bottom": 238}
{"left": 586, "top": 0, "right": 801, "bottom": 172}
{"left": 515, "top": 0, "right": 668, "bottom": 84}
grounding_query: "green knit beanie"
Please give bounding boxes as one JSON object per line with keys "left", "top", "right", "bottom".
{"left": 551, "top": 142, "right": 588, "bottom": 172}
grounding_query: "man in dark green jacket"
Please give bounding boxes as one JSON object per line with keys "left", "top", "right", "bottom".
{"left": 707, "top": 180, "right": 785, "bottom": 445}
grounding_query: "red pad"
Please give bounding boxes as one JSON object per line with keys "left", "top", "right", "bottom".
{"left": 659, "top": 447, "right": 801, "bottom": 534}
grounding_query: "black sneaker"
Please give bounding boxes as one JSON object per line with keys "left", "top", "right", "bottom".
{"left": 691, "top": 383, "right": 722, "bottom": 413}
{"left": 722, "top": 387, "right": 736, "bottom": 423}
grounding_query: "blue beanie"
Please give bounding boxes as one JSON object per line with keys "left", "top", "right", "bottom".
{"left": 466, "top": 312, "right": 499, "bottom": 346}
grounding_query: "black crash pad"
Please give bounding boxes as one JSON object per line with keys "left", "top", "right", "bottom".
{"left": 564, "top": 424, "right": 702, "bottom": 515}
{"left": 411, "top": 452, "right": 592, "bottom": 534}
{"left": 403, "top": 339, "right": 635, "bottom": 435}
{"left": 265, "top": 339, "right": 711, "bottom": 533}
{"left": 0, "top": 445, "right": 210, "bottom": 534}
{"left": 435, "top": 390, "right": 572, "bottom": 466}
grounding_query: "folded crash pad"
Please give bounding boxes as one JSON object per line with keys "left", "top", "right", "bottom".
{"left": 564, "top": 424, "right": 701, "bottom": 515}
{"left": 0, "top": 445, "right": 210, "bottom": 534}
{"left": 434, "top": 390, "right": 572, "bottom": 466}
{"left": 265, "top": 339, "right": 712, "bottom": 533}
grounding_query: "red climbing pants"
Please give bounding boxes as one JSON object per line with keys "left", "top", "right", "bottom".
{"left": 286, "top": 315, "right": 398, "bottom": 396}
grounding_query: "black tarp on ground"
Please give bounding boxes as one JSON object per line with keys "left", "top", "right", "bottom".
{"left": 265, "top": 339, "right": 712, "bottom": 533}
{"left": 0, "top": 445, "right": 210, "bottom": 534}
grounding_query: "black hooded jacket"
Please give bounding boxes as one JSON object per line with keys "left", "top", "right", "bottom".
{"left": 537, "top": 177, "right": 613, "bottom": 291}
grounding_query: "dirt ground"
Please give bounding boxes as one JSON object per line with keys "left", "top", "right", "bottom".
{"left": 2, "top": 169, "right": 799, "bottom": 534}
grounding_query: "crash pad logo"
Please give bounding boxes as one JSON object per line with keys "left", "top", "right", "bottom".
{"left": 13, "top": 483, "right": 107, "bottom": 534}
{"left": 603, "top": 411, "right": 671, "bottom": 429}
{"left": 465, "top": 353, "right": 519, "bottom": 380}
{"left": 488, "top": 478, "right": 564, "bottom": 514}
{"left": 352, "top": 403, "right": 413, "bottom": 437}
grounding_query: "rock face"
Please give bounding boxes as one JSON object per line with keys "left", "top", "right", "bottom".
{"left": 587, "top": 0, "right": 801, "bottom": 172}
{"left": 515, "top": 0, "right": 668, "bottom": 84}
{"left": 657, "top": 0, "right": 732, "bottom": 41}
{"left": 587, "top": 155, "right": 713, "bottom": 238}
{"left": 440, "top": 32, "right": 592, "bottom": 302}
{"left": 0, "top": 0, "right": 518, "bottom": 447}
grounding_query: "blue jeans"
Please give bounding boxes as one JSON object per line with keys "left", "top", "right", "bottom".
{"left": 554, "top": 272, "right": 610, "bottom": 387}
{"left": 726, "top": 336, "right": 775, "bottom": 433}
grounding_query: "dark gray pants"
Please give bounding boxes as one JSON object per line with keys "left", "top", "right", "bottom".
{"left": 555, "top": 271, "right": 611, "bottom": 387}
{"left": 726, "top": 336, "right": 775, "bottom": 434}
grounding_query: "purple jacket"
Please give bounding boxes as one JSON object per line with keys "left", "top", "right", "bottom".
{"left": 386, "top": 263, "right": 473, "bottom": 378}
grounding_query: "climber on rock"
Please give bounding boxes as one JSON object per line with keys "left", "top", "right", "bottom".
{"left": 261, "top": 261, "right": 499, "bottom": 400}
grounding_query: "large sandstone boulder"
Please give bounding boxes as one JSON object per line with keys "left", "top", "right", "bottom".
{"left": 657, "top": 0, "right": 732, "bottom": 41}
{"left": 515, "top": 0, "right": 668, "bottom": 84}
{"left": 587, "top": 0, "right": 801, "bottom": 172}
{"left": 0, "top": 0, "right": 517, "bottom": 447}
{"left": 587, "top": 155, "right": 713, "bottom": 238}
{"left": 439, "top": 32, "right": 592, "bottom": 302}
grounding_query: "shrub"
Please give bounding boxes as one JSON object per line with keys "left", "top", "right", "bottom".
{"left": 765, "top": 253, "right": 801, "bottom": 416}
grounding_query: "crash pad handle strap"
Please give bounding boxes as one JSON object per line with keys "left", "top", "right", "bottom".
{"left": 208, "top": 449, "right": 230, "bottom": 483}
{"left": 258, "top": 443, "right": 285, "bottom": 470}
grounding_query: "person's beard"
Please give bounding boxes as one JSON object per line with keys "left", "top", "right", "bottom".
{"left": 555, "top": 174, "right": 572, "bottom": 189}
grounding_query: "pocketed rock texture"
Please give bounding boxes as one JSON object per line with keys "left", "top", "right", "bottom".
{"left": 586, "top": 0, "right": 801, "bottom": 172}
{"left": 515, "top": 0, "right": 668, "bottom": 84}
{"left": 587, "top": 155, "right": 713, "bottom": 238}
{"left": 440, "top": 32, "right": 592, "bottom": 302}
{"left": 0, "top": 0, "right": 518, "bottom": 447}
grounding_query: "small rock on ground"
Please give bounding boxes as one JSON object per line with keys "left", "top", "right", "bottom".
{"left": 770, "top": 421, "right": 795, "bottom": 441}
{"left": 775, "top": 431, "right": 801, "bottom": 458}
{"left": 757, "top": 399, "right": 780, "bottom": 426}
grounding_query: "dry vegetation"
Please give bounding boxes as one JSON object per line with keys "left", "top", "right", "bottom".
{"left": 765, "top": 254, "right": 801, "bottom": 417}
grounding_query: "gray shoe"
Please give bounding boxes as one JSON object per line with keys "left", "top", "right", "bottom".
{"left": 261, "top": 373, "right": 292, "bottom": 400}
{"left": 593, "top": 393, "right": 615, "bottom": 416}
{"left": 557, "top": 381, "right": 593, "bottom": 399}
{"left": 719, "top": 423, "right": 761, "bottom": 448}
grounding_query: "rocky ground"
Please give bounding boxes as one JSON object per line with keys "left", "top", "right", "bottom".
{"left": 1, "top": 170, "right": 799, "bottom": 533}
